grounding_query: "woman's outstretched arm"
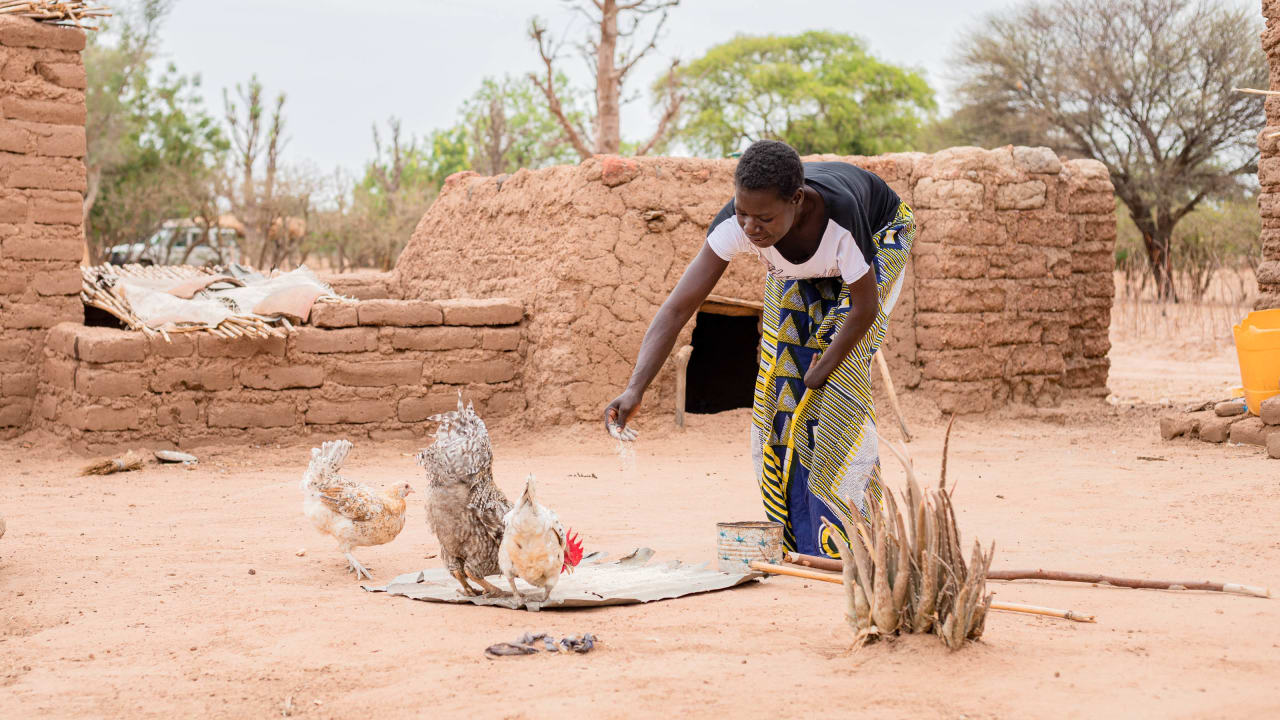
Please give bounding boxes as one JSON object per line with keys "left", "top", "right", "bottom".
{"left": 603, "top": 243, "right": 729, "bottom": 433}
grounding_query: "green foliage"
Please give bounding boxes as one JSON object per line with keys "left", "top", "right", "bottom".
{"left": 85, "top": 2, "right": 227, "bottom": 259}
{"left": 669, "top": 31, "right": 936, "bottom": 157}
{"left": 458, "top": 74, "right": 582, "bottom": 175}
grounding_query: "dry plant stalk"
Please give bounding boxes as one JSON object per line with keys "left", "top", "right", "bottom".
{"left": 79, "top": 450, "right": 144, "bottom": 476}
{"left": 0, "top": 1, "right": 111, "bottom": 28}
{"left": 825, "top": 420, "right": 995, "bottom": 649}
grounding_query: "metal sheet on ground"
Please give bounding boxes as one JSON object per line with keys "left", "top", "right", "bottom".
{"left": 362, "top": 548, "right": 761, "bottom": 611}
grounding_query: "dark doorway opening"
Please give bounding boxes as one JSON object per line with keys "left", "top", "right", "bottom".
{"left": 686, "top": 310, "right": 761, "bottom": 414}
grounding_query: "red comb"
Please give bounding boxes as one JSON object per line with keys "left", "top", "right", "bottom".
{"left": 561, "top": 529, "right": 584, "bottom": 574}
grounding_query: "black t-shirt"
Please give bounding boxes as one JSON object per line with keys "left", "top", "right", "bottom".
{"left": 707, "top": 161, "right": 901, "bottom": 270}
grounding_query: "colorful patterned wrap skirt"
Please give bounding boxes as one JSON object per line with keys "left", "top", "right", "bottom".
{"left": 751, "top": 201, "right": 916, "bottom": 558}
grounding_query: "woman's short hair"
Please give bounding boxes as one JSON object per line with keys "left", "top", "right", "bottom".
{"left": 735, "top": 140, "right": 804, "bottom": 200}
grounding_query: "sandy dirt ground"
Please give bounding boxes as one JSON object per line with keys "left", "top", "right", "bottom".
{"left": 3, "top": 335, "right": 1280, "bottom": 719}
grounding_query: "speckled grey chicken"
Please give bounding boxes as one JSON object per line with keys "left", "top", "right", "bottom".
{"left": 417, "top": 397, "right": 510, "bottom": 596}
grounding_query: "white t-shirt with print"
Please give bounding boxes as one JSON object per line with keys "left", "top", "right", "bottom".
{"left": 705, "top": 215, "right": 871, "bottom": 284}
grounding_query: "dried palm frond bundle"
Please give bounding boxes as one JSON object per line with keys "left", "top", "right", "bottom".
{"left": 0, "top": 1, "right": 111, "bottom": 27}
{"left": 825, "top": 421, "right": 995, "bottom": 650}
{"left": 79, "top": 450, "right": 144, "bottom": 476}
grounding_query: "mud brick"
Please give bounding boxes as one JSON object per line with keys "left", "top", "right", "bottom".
{"left": 479, "top": 327, "right": 520, "bottom": 351}
{"left": 330, "top": 359, "right": 421, "bottom": 387}
{"left": 32, "top": 267, "right": 80, "bottom": 295}
{"left": 915, "top": 279, "right": 1006, "bottom": 313}
{"left": 305, "top": 399, "right": 392, "bottom": 424}
{"left": 16, "top": 121, "right": 86, "bottom": 158}
{"left": 1261, "top": 396, "right": 1280, "bottom": 426}
{"left": 76, "top": 368, "right": 146, "bottom": 397}
{"left": 438, "top": 298, "right": 523, "bottom": 326}
{"left": 388, "top": 326, "right": 477, "bottom": 351}
{"left": 0, "top": 121, "right": 30, "bottom": 153}
{"left": 156, "top": 399, "right": 198, "bottom": 426}
{"left": 34, "top": 61, "right": 86, "bottom": 89}
{"left": 913, "top": 178, "right": 983, "bottom": 211}
{"left": 1215, "top": 399, "right": 1248, "bottom": 418}
{"left": 150, "top": 365, "right": 234, "bottom": 393}
{"left": 921, "top": 380, "right": 994, "bottom": 414}
{"left": 1, "top": 370, "right": 36, "bottom": 397}
{"left": 0, "top": 398, "right": 31, "bottom": 427}
{"left": 435, "top": 358, "right": 517, "bottom": 384}
{"left": 0, "top": 194, "right": 27, "bottom": 223}
{"left": 30, "top": 192, "right": 82, "bottom": 223}
{"left": 240, "top": 365, "right": 324, "bottom": 390}
{"left": 147, "top": 333, "right": 195, "bottom": 358}
{"left": 994, "top": 181, "right": 1047, "bottom": 210}
{"left": 1160, "top": 412, "right": 1208, "bottom": 440}
{"left": 483, "top": 390, "right": 526, "bottom": 415}
{"left": 1200, "top": 415, "right": 1243, "bottom": 443}
{"left": 1229, "top": 417, "right": 1279, "bottom": 447}
{"left": 1012, "top": 147, "right": 1061, "bottom": 174}
{"left": 921, "top": 349, "right": 1005, "bottom": 382}
{"left": 198, "top": 334, "right": 286, "bottom": 359}
{"left": 2, "top": 227, "right": 83, "bottom": 261}
{"left": 44, "top": 321, "right": 77, "bottom": 356}
{"left": 1, "top": 97, "right": 86, "bottom": 126}
{"left": 357, "top": 299, "right": 442, "bottom": 326}
{"left": 68, "top": 405, "right": 139, "bottom": 432}
{"left": 76, "top": 327, "right": 146, "bottom": 362}
{"left": 0, "top": 17, "right": 86, "bottom": 51}
{"left": 309, "top": 302, "right": 357, "bottom": 328}
{"left": 293, "top": 327, "right": 377, "bottom": 354}
{"left": 208, "top": 401, "right": 295, "bottom": 429}
{"left": 1, "top": 298, "right": 80, "bottom": 328}
{"left": 1268, "top": 433, "right": 1280, "bottom": 460}
{"left": 41, "top": 355, "right": 75, "bottom": 388}
{"left": 397, "top": 394, "right": 459, "bottom": 422}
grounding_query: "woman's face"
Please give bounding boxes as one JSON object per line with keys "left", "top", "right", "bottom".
{"left": 734, "top": 186, "right": 803, "bottom": 248}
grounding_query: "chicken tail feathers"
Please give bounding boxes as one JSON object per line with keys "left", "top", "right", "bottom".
{"left": 517, "top": 473, "right": 538, "bottom": 509}
{"left": 302, "top": 439, "right": 353, "bottom": 491}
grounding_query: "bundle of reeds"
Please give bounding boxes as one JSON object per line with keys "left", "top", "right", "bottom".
{"left": 826, "top": 420, "right": 995, "bottom": 649}
{"left": 0, "top": 1, "right": 111, "bottom": 27}
{"left": 79, "top": 449, "right": 144, "bottom": 476}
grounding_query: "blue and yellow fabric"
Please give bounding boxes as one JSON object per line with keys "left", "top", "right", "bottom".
{"left": 750, "top": 202, "right": 916, "bottom": 558}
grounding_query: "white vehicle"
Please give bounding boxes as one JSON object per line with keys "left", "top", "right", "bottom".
{"left": 107, "top": 217, "right": 243, "bottom": 267}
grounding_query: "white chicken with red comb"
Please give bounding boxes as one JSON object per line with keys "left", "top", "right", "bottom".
{"left": 499, "top": 474, "right": 584, "bottom": 604}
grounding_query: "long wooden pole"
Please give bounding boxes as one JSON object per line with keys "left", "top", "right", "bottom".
{"left": 750, "top": 561, "right": 1096, "bottom": 623}
{"left": 674, "top": 344, "right": 693, "bottom": 428}
{"left": 784, "top": 553, "right": 1271, "bottom": 599}
{"left": 874, "top": 351, "right": 912, "bottom": 442}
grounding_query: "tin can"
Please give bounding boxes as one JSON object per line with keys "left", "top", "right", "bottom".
{"left": 716, "top": 520, "right": 783, "bottom": 573}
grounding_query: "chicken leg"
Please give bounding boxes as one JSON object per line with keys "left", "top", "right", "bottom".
{"left": 345, "top": 552, "right": 372, "bottom": 581}
{"left": 450, "top": 568, "right": 483, "bottom": 596}
{"left": 465, "top": 569, "right": 509, "bottom": 597}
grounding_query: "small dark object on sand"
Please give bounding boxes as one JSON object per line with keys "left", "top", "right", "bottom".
{"left": 484, "top": 643, "right": 538, "bottom": 657}
{"left": 560, "top": 634, "right": 597, "bottom": 653}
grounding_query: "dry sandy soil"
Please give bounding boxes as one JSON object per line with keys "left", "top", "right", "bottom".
{"left": 3, "top": 332, "right": 1279, "bottom": 719}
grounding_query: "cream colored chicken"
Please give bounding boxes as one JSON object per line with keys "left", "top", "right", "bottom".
{"left": 499, "top": 475, "right": 582, "bottom": 603}
{"left": 301, "top": 439, "right": 413, "bottom": 580}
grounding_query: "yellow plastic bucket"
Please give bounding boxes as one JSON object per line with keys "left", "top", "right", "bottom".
{"left": 1232, "top": 309, "right": 1280, "bottom": 415}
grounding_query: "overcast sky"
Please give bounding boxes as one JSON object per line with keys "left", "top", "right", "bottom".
{"left": 156, "top": 1, "right": 1020, "bottom": 176}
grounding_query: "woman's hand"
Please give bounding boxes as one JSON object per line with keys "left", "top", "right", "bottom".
{"left": 803, "top": 354, "right": 832, "bottom": 389}
{"left": 603, "top": 388, "right": 643, "bottom": 438}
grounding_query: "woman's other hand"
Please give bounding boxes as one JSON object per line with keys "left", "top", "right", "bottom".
{"left": 603, "top": 388, "right": 642, "bottom": 438}
{"left": 803, "top": 357, "right": 832, "bottom": 389}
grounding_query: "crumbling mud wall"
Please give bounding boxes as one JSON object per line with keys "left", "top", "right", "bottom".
{"left": 32, "top": 298, "right": 524, "bottom": 452}
{"left": 394, "top": 148, "right": 1115, "bottom": 422}
{"left": 0, "top": 17, "right": 87, "bottom": 438}
{"left": 1258, "top": 0, "right": 1280, "bottom": 308}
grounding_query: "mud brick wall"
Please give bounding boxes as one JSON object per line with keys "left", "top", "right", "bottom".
{"left": 0, "top": 17, "right": 87, "bottom": 438}
{"left": 1259, "top": 0, "right": 1280, "bottom": 308}
{"left": 395, "top": 148, "right": 1115, "bottom": 421}
{"left": 31, "top": 298, "right": 524, "bottom": 451}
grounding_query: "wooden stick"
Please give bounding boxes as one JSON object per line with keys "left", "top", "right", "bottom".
{"left": 674, "top": 344, "right": 693, "bottom": 428}
{"left": 987, "top": 569, "right": 1271, "bottom": 598}
{"left": 874, "top": 350, "right": 912, "bottom": 442}
{"left": 751, "top": 561, "right": 1096, "bottom": 622}
{"left": 784, "top": 554, "right": 1271, "bottom": 598}
{"left": 1234, "top": 87, "right": 1280, "bottom": 96}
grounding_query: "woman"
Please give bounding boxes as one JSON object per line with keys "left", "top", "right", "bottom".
{"left": 602, "top": 140, "right": 916, "bottom": 558}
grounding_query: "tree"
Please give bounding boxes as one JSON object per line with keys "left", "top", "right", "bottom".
{"left": 459, "top": 75, "right": 583, "bottom": 175}
{"left": 222, "top": 75, "right": 312, "bottom": 269}
{"left": 952, "top": 0, "right": 1266, "bottom": 300}
{"left": 670, "top": 31, "right": 935, "bottom": 157}
{"left": 84, "top": 1, "right": 226, "bottom": 262}
{"left": 351, "top": 119, "right": 443, "bottom": 270}
{"left": 528, "top": 0, "right": 683, "bottom": 159}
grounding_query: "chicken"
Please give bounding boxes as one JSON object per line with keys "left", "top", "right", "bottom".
{"left": 499, "top": 475, "right": 584, "bottom": 603}
{"left": 300, "top": 439, "right": 413, "bottom": 580}
{"left": 417, "top": 397, "right": 511, "bottom": 597}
